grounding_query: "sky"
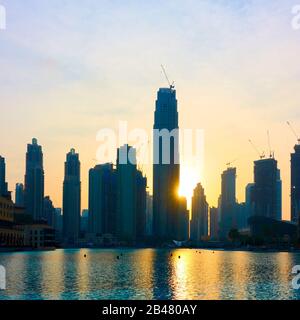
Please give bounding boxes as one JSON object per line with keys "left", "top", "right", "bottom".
{"left": 1, "top": 0, "right": 300, "bottom": 220}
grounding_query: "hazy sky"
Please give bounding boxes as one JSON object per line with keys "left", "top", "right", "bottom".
{"left": 1, "top": 0, "right": 300, "bottom": 220}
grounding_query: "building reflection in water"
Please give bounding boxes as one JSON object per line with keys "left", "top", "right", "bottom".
{"left": 1, "top": 249, "right": 300, "bottom": 300}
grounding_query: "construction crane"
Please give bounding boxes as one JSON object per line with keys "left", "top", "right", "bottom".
{"left": 287, "top": 121, "right": 300, "bottom": 145}
{"left": 161, "top": 65, "right": 175, "bottom": 90}
{"left": 226, "top": 159, "right": 238, "bottom": 168}
{"left": 267, "top": 130, "right": 274, "bottom": 159}
{"left": 248, "top": 139, "right": 265, "bottom": 159}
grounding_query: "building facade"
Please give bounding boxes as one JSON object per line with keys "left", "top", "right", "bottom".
{"left": 116, "top": 145, "right": 137, "bottom": 243}
{"left": 291, "top": 144, "right": 300, "bottom": 224}
{"left": 24, "top": 138, "right": 44, "bottom": 221}
{"left": 0, "top": 196, "right": 24, "bottom": 247}
{"left": 15, "top": 183, "right": 25, "bottom": 207}
{"left": 0, "top": 156, "right": 9, "bottom": 198}
{"left": 153, "top": 87, "right": 181, "bottom": 242}
{"left": 63, "top": 149, "right": 81, "bottom": 246}
{"left": 210, "top": 207, "right": 219, "bottom": 240}
{"left": 88, "top": 163, "right": 117, "bottom": 236}
{"left": 220, "top": 167, "right": 237, "bottom": 239}
{"left": 136, "top": 170, "right": 147, "bottom": 242}
{"left": 253, "top": 158, "right": 280, "bottom": 220}
{"left": 190, "top": 183, "right": 208, "bottom": 242}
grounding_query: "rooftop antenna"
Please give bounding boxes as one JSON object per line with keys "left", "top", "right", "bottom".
{"left": 267, "top": 130, "right": 274, "bottom": 158}
{"left": 248, "top": 139, "right": 265, "bottom": 160}
{"left": 161, "top": 65, "right": 175, "bottom": 90}
{"left": 287, "top": 121, "right": 300, "bottom": 145}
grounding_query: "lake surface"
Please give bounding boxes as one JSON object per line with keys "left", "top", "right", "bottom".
{"left": 0, "top": 248, "right": 300, "bottom": 300}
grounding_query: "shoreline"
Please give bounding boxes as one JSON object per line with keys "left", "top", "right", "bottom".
{"left": 1, "top": 246, "right": 300, "bottom": 254}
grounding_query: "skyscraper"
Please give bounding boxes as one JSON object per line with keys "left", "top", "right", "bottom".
{"left": 24, "top": 138, "right": 44, "bottom": 220}
{"left": 220, "top": 167, "right": 237, "bottom": 239}
{"left": 88, "top": 163, "right": 117, "bottom": 236}
{"left": 63, "top": 149, "right": 81, "bottom": 246}
{"left": 15, "top": 183, "right": 25, "bottom": 207}
{"left": 253, "top": 158, "right": 280, "bottom": 220}
{"left": 177, "top": 196, "right": 189, "bottom": 241}
{"left": 0, "top": 156, "right": 9, "bottom": 198}
{"left": 146, "top": 192, "right": 153, "bottom": 237}
{"left": 190, "top": 183, "right": 208, "bottom": 242}
{"left": 276, "top": 169, "right": 282, "bottom": 221}
{"left": 43, "top": 196, "right": 56, "bottom": 226}
{"left": 245, "top": 183, "right": 255, "bottom": 223}
{"left": 153, "top": 87, "right": 181, "bottom": 241}
{"left": 291, "top": 144, "right": 300, "bottom": 224}
{"left": 116, "top": 145, "right": 137, "bottom": 243}
{"left": 210, "top": 207, "right": 219, "bottom": 240}
{"left": 136, "top": 170, "right": 147, "bottom": 242}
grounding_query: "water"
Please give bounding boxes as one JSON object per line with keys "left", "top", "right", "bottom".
{"left": 0, "top": 248, "right": 300, "bottom": 300}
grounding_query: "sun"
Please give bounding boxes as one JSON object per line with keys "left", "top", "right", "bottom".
{"left": 179, "top": 166, "right": 201, "bottom": 201}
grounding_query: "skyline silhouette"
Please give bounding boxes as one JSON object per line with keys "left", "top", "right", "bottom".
{"left": 1, "top": 1, "right": 300, "bottom": 220}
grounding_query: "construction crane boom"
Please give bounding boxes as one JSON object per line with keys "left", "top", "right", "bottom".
{"left": 287, "top": 121, "right": 300, "bottom": 144}
{"left": 249, "top": 139, "right": 265, "bottom": 159}
{"left": 226, "top": 158, "right": 238, "bottom": 167}
{"left": 161, "top": 65, "right": 175, "bottom": 90}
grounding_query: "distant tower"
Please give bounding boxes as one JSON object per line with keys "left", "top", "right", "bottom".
{"left": 253, "top": 158, "right": 280, "bottom": 220}
{"left": 276, "top": 169, "right": 282, "bottom": 221}
{"left": 210, "top": 207, "right": 219, "bottom": 240}
{"left": 190, "top": 183, "right": 208, "bottom": 242}
{"left": 0, "top": 156, "right": 9, "bottom": 198}
{"left": 24, "top": 138, "right": 44, "bottom": 220}
{"left": 153, "top": 87, "right": 180, "bottom": 241}
{"left": 146, "top": 193, "right": 153, "bottom": 237}
{"left": 43, "top": 196, "right": 55, "bottom": 227}
{"left": 88, "top": 163, "right": 117, "bottom": 235}
{"left": 116, "top": 145, "right": 137, "bottom": 243}
{"left": 220, "top": 167, "right": 237, "bottom": 238}
{"left": 15, "top": 183, "right": 25, "bottom": 207}
{"left": 245, "top": 183, "right": 255, "bottom": 223}
{"left": 63, "top": 148, "right": 81, "bottom": 246}
{"left": 291, "top": 145, "right": 300, "bottom": 224}
{"left": 136, "top": 170, "right": 147, "bottom": 242}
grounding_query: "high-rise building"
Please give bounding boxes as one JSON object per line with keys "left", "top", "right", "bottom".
{"left": 153, "top": 87, "right": 180, "bottom": 241}
{"left": 220, "top": 167, "right": 237, "bottom": 238}
{"left": 276, "top": 169, "right": 282, "bottom": 221}
{"left": 0, "top": 156, "right": 9, "bottom": 199}
{"left": 116, "top": 145, "right": 137, "bottom": 243}
{"left": 63, "top": 149, "right": 81, "bottom": 246}
{"left": 253, "top": 158, "right": 280, "bottom": 220}
{"left": 136, "top": 170, "right": 147, "bottom": 242}
{"left": 43, "top": 196, "right": 56, "bottom": 226}
{"left": 177, "top": 196, "right": 189, "bottom": 241}
{"left": 24, "top": 138, "right": 44, "bottom": 220}
{"left": 88, "top": 163, "right": 117, "bottom": 236}
{"left": 291, "top": 144, "right": 300, "bottom": 224}
{"left": 245, "top": 183, "right": 255, "bottom": 223}
{"left": 236, "top": 202, "right": 247, "bottom": 230}
{"left": 15, "top": 183, "right": 25, "bottom": 207}
{"left": 210, "top": 207, "right": 219, "bottom": 240}
{"left": 190, "top": 183, "right": 208, "bottom": 242}
{"left": 146, "top": 192, "right": 153, "bottom": 237}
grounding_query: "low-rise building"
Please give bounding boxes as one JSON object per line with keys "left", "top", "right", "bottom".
{"left": 0, "top": 196, "right": 24, "bottom": 247}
